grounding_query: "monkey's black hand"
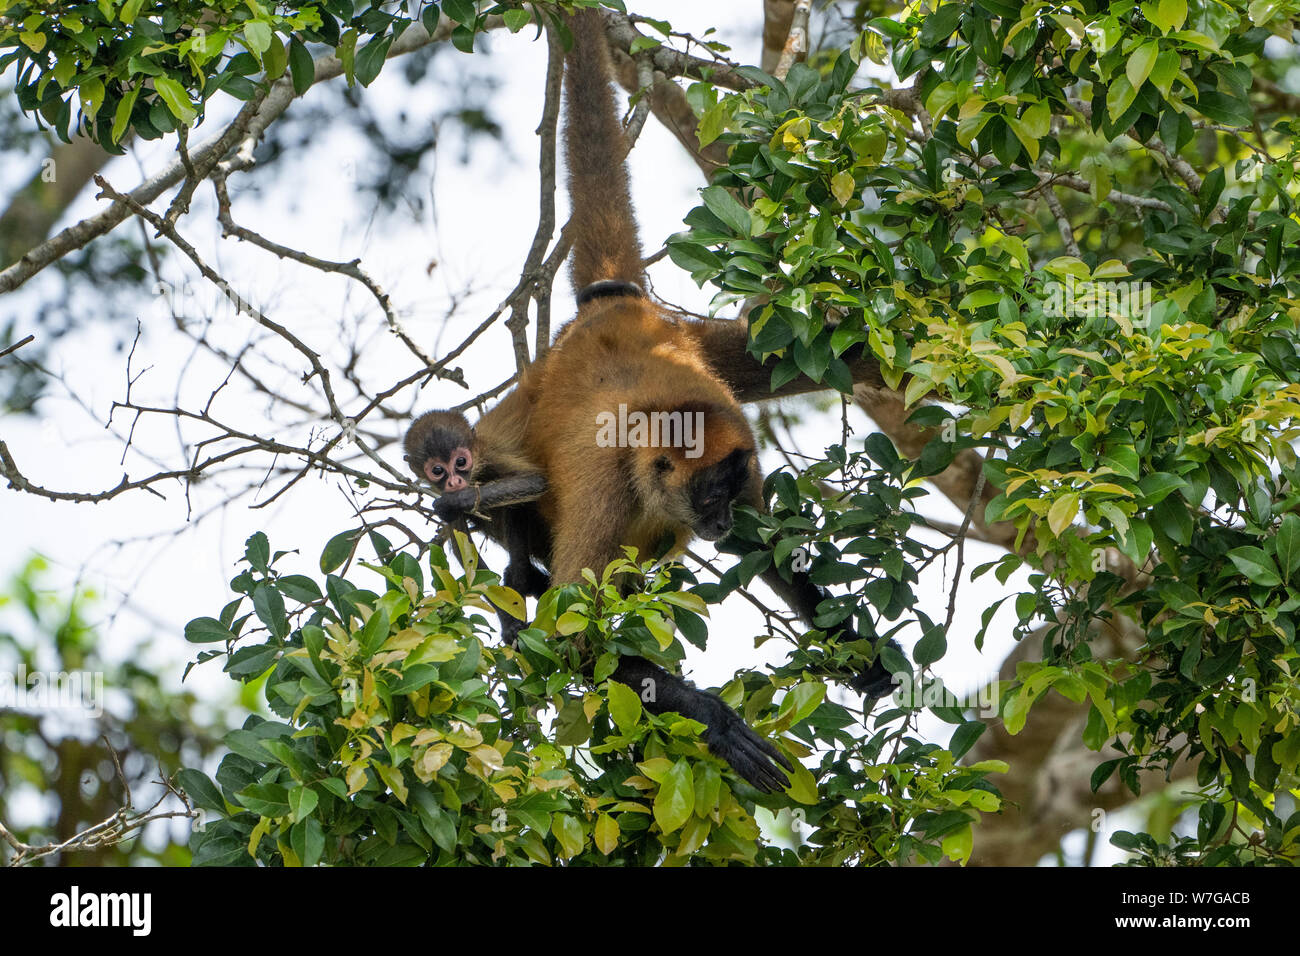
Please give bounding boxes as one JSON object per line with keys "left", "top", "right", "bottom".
{"left": 849, "top": 638, "right": 905, "bottom": 703}
{"left": 431, "top": 487, "right": 479, "bottom": 521}
{"left": 692, "top": 690, "right": 794, "bottom": 794}
{"left": 498, "top": 611, "right": 525, "bottom": 646}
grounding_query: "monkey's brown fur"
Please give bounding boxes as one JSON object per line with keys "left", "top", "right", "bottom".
{"left": 401, "top": 9, "right": 893, "bottom": 790}
{"left": 563, "top": 10, "right": 644, "bottom": 296}
{"left": 514, "top": 11, "right": 762, "bottom": 584}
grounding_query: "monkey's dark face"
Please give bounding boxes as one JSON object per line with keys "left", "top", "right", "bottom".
{"left": 687, "top": 447, "right": 753, "bottom": 541}
{"left": 424, "top": 446, "right": 473, "bottom": 493}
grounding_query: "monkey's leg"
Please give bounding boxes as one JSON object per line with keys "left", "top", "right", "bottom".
{"left": 609, "top": 656, "right": 793, "bottom": 794}
{"left": 546, "top": 475, "right": 793, "bottom": 792}
{"left": 497, "top": 506, "right": 549, "bottom": 646}
{"left": 757, "top": 564, "right": 903, "bottom": 701}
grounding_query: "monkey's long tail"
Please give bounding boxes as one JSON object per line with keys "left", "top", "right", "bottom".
{"left": 564, "top": 9, "right": 644, "bottom": 292}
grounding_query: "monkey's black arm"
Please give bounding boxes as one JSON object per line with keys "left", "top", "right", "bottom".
{"left": 431, "top": 473, "right": 548, "bottom": 521}
{"left": 685, "top": 319, "right": 885, "bottom": 404}
{"left": 610, "top": 656, "right": 794, "bottom": 794}
{"left": 757, "top": 565, "right": 900, "bottom": 701}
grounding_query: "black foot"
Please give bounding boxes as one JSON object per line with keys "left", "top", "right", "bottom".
{"left": 848, "top": 639, "right": 905, "bottom": 702}
{"left": 694, "top": 691, "right": 794, "bottom": 793}
{"left": 498, "top": 612, "right": 526, "bottom": 646}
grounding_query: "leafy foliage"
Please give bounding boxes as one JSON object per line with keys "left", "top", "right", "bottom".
{"left": 667, "top": 0, "right": 1300, "bottom": 864}
{"left": 0, "top": 0, "right": 624, "bottom": 146}
{"left": 0, "top": 556, "right": 229, "bottom": 865}
{"left": 181, "top": 526, "right": 1004, "bottom": 866}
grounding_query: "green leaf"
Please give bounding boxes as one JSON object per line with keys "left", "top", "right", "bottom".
{"left": 354, "top": 34, "right": 393, "bottom": 87}
{"left": 653, "top": 759, "right": 695, "bottom": 833}
{"left": 830, "top": 170, "right": 855, "bottom": 205}
{"left": 79, "top": 77, "right": 105, "bottom": 122}
{"left": 918, "top": 3, "right": 963, "bottom": 46}
{"left": 288, "top": 785, "right": 318, "bottom": 822}
{"left": 779, "top": 682, "right": 825, "bottom": 724}
{"left": 244, "top": 20, "right": 272, "bottom": 58}
{"left": 1101, "top": 445, "right": 1140, "bottom": 480}
{"left": 941, "top": 822, "right": 972, "bottom": 865}
{"left": 253, "top": 582, "right": 289, "bottom": 641}
{"left": 1106, "top": 75, "right": 1136, "bottom": 123}
{"left": 1019, "top": 100, "right": 1050, "bottom": 139}
{"left": 262, "top": 33, "right": 288, "bottom": 79}
{"left": 1193, "top": 90, "right": 1252, "bottom": 127}
{"left": 552, "top": 812, "right": 585, "bottom": 859}
{"left": 111, "top": 82, "right": 141, "bottom": 143}
{"left": 787, "top": 761, "right": 818, "bottom": 803}
{"left": 593, "top": 813, "right": 620, "bottom": 855}
{"left": 1227, "top": 547, "right": 1282, "bottom": 587}
{"left": 320, "top": 528, "right": 361, "bottom": 573}
{"left": 374, "top": 762, "right": 408, "bottom": 804}
{"left": 421, "top": 3, "right": 441, "bottom": 35}
{"left": 293, "top": 817, "right": 324, "bottom": 866}
{"left": 185, "top": 617, "right": 233, "bottom": 643}
{"left": 1149, "top": 49, "right": 1180, "bottom": 96}
{"left": 278, "top": 574, "right": 322, "bottom": 605}
{"left": 338, "top": 28, "right": 358, "bottom": 85}
{"left": 358, "top": 606, "right": 391, "bottom": 655}
{"left": 244, "top": 531, "right": 271, "bottom": 573}
{"left": 442, "top": 0, "right": 477, "bottom": 25}
{"left": 177, "top": 769, "right": 227, "bottom": 814}
{"left": 1276, "top": 514, "right": 1300, "bottom": 579}
{"left": 152, "top": 75, "right": 197, "bottom": 125}
{"left": 1137, "top": 472, "right": 1184, "bottom": 503}
{"left": 1046, "top": 492, "right": 1079, "bottom": 537}
{"left": 451, "top": 23, "right": 475, "bottom": 53}
{"left": 1125, "top": 41, "right": 1158, "bottom": 90}
{"left": 914, "top": 626, "right": 947, "bottom": 667}
{"left": 503, "top": 8, "right": 530, "bottom": 32}
{"left": 237, "top": 782, "right": 291, "bottom": 817}
{"left": 607, "top": 680, "right": 643, "bottom": 734}
{"left": 700, "top": 185, "right": 752, "bottom": 236}
{"left": 949, "top": 720, "right": 986, "bottom": 759}
{"left": 1150, "top": 0, "right": 1187, "bottom": 33}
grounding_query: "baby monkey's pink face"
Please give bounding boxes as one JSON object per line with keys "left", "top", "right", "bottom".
{"left": 424, "top": 446, "right": 473, "bottom": 493}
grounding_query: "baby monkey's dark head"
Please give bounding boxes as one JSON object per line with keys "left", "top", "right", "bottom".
{"left": 404, "top": 410, "right": 475, "bottom": 493}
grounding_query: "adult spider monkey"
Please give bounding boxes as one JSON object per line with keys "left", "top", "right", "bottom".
{"left": 405, "top": 9, "right": 896, "bottom": 791}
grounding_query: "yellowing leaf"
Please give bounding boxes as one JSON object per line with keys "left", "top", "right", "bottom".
{"left": 556, "top": 610, "right": 588, "bottom": 635}
{"left": 484, "top": 584, "right": 525, "bottom": 621}
{"left": 469, "top": 743, "right": 504, "bottom": 775}
{"left": 594, "top": 813, "right": 620, "bottom": 855}
{"left": 786, "top": 761, "right": 819, "bottom": 804}
{"left": 830, "top": 170, "right": 856, "bottom": 205}
{"left": 79, "top": 77, "right": 105, "bottom": 122}
{"left": 374, "top": 762, "right": 408, "bottom": 804}
{"left": 552, "top": 813, "right": 585, "bottom": 859}
{"left": 417, "top": 742, "right": 453, "bottom": 779}
{"left": 1047, "top": 492, "right": 1080, "bottom": 536}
